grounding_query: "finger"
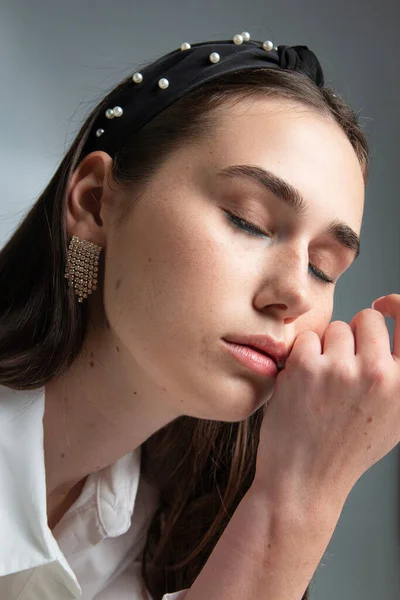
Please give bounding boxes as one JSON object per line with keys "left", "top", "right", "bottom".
{"left": 321, "top": 321, "right": 355, "bottom": 359}
{"left": 370, "top": 293, "right": 400, "bottom": 361}
{"left": 348, "top": 308, "right": 392, "bottom": 364}
{"left": 288, "top": 330, "right": 322, "bottom": 364}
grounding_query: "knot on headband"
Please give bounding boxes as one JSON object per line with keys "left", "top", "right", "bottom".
{"left": 278, "top": 45, "right": 325, "bottom": 88}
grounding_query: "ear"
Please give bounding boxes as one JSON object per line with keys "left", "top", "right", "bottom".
{"left": 65, "top": 151, "right": 114, "bottom": 247}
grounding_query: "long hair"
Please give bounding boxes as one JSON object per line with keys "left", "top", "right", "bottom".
{"left": 0, "top": 60, "right": 370, "bottom": 599}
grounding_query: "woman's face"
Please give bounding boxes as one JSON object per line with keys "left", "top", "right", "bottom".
{"left": 96, "top": 97, "right": 365, "bottom": 421}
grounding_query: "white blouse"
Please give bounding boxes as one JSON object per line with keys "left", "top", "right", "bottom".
{"left": 0, "top": 384, "right": 189, "bottom": 599}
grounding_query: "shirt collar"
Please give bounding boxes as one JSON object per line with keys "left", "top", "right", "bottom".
{"left": 0, "top": 383, "right": 158, "bottom": 597}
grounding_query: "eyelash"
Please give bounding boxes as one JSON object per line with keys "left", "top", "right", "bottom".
{"left": 224, "top": 210, "right": 336, "bottom": 285}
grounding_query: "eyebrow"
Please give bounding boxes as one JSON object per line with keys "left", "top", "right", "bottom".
{"left": 217, "top": 164, "right": 360, "bottom": 261}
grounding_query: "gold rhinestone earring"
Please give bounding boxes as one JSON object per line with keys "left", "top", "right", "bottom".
{"left": 64, "top": 234, "right": 103, "bottom": 303}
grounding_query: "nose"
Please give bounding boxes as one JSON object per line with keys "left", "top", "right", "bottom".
{"left": 255, "top": 246, "right": 314, "bottom": 321}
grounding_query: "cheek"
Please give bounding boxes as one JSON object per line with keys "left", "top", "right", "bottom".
{"left": 102, "top": 209, "right": 228, "bottom": 354}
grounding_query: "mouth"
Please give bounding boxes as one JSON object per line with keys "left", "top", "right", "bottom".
{"left": 223, "top": 334, "right": 288, "bottom": 371}
{"left": 244, "top": 346, "right": 285, "bottom": 371}
{"left": 221, "top": 340, "right": 281, "bottom": 378}
{"left": 245, "top": 344, "right": 275, "bottom": 359}
{"left": 223, "top": 341, "right": 285, "bottom": 371}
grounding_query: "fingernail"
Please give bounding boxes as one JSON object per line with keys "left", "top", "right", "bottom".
{"left": 371, "top": 295, "right": 385, "bottom": 309}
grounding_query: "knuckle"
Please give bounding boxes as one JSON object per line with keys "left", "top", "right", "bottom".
{"left": 328, "top": 320, "right": 350, "bottom": 329}
{"left": 297, "top": 361, "right": 317, "bottom": 382}
{"left": 353, "top": 308, "right": 385, "bottom": 323}
{"left": 322, "top": 321, "right": 353, "bottom": 348}
{"left": 289, "top": 346, "right": 314, "bottom": 371}
{"left": 360, "top": 308, "right": 379, "bottom": 317}
{"left": 298, "top": 329, "right": 320, "bottom": 341}
{"left": 332, "top": 360, "right": 355, "bottom": 383}
{"left": 324, "top": 320, "right": 352, "bottom": 337}
{"left": 362, "top": 358, "right": 387, "bottom": 384}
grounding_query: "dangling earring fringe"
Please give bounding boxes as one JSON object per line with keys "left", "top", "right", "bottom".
{"left": 64, "top": 234, "right": 102, "bottom": 303}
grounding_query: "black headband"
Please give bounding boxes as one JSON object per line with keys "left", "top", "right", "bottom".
{"left": 84, "top": 33, "right": 325, "bottom": 158}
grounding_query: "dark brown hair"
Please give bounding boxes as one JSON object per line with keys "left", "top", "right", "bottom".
{"left": 0, "top": 62, "right": 370, "bottom": 599}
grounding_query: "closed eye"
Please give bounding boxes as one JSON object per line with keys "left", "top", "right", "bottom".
{"left": 223, "top": 209, "right": 336, "bottom": 285}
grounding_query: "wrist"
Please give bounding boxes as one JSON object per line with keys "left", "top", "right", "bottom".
{"left": 248, "top": 476, "right": 346, "bottom": 530}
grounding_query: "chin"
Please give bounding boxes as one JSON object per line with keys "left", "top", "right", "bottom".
{"left": 208, "top": 387, "right": 274, "bottom": 423}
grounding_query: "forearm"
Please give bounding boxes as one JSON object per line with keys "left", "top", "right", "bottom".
{"left": 185, "top": 482, "right": 343, "bottom": 600}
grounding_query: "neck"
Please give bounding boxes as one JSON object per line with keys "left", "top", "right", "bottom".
{"left": 43, "top": 295, "right": 180, "bottom": 530}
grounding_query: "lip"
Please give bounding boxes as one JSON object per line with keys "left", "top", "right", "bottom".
{"left": 222, "top": 340, "right": 279, "bottom": 378}
{"left": 223, "top": 334, "right": 288, "bottom": 369}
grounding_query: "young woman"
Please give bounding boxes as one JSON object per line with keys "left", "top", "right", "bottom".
{"left": 0, "top": 34, "right": 399, "bottom": 600}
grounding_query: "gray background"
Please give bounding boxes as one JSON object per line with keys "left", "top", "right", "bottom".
{"left": 1, "top": 1, "right": 399, "bottom": 598}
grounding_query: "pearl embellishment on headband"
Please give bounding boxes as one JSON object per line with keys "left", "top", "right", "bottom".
{"left": 94, "top": 33, "right": 288, "bottom": 143}
{"left": 209, "top": 52, "right": 220, "bottom": 64}
{"left": 105, "top": 106, "right": 123, "bottom": 119}
{"left": 158, "top": 78, "right": 169, "bottom": 89}
{"left": 262, "top": 40, "right": 274, "bottom": 51}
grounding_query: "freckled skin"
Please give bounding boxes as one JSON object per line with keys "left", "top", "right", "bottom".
{"left": 44, "top": 97, "right": 365, "bottom": 530}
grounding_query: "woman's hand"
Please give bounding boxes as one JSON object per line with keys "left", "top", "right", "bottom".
{"left": 253, "top": 294, "right": 400, "bottom": 513}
